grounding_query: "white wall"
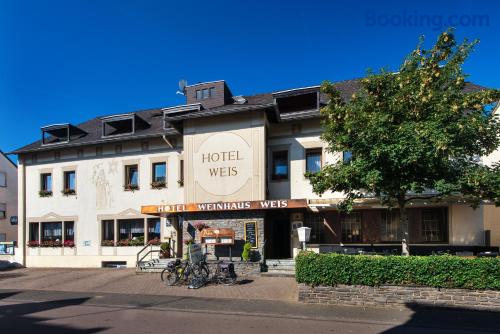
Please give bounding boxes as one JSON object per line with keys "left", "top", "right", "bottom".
{"left": 21, "top": 138, "right": 183, "bottom": 266}
{"left": 0, "top": 153, "right": 17, "bottom": 242}
{"left": 449, "top": 204, "right": 484, "bottom": 246}
{"left": 267, "top": 120, "right": 344, "bottom": 200}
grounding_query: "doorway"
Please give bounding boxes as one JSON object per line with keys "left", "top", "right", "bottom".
{"left": 265, "top": 210, "right": 291, "bottom": 259}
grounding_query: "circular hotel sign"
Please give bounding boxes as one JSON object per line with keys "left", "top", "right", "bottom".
{"left": 194, "top": 132, "right": 251, "bottom": 196}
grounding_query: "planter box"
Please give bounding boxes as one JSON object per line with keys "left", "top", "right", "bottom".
{"left": 298, "top": 284, "right": 500, "bottom": 311}
{"left": 39, "top": 247, "right": 63, "bottom": 256}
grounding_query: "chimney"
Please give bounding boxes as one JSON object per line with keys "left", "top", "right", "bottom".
{"left": 185, "top": 80, "right": 232, "bottom": 109}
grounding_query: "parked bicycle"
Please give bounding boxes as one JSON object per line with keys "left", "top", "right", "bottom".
{"left": 161, "top": 258, "right": 209, "bottom": 286}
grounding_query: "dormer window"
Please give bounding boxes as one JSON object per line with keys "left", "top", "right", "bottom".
{"left": 195, "top": 87, "right": 215, "bottom": 100}
{"left": 41, "top": 124, "right": 86, "bottom": 146}
{"left": 101, "top": 114, "right": 149, "bottom": 138}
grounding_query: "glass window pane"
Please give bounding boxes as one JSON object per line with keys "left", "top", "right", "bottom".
{"left": 306, "top": 149, "right": 321, "bottom": 173}
{"left": 147, "top": 218, "right": 161, "bottom": 241}
{"left": 0, "top": 172, "right": 6, "bottom": 187}
{"left": 29, "top": 223, "right": 39, "bottom": 241}
{"left": 196, "top": 90, "right": 202, "bottom": 100}
{"left": 41, "top": 174, "right": 52, "bottom": 191}
{"left": 343, "top": 151, "right": 353, "bottom": 163}
{"left": 64, "top": 221, "right": 74, "bottom": 241}
{"left": 118, "top": 219, "right": 144, "bottom": 241}
{"left": 126, "top": 165, "right": 138, "bottom": 186}
{"left": 153, "top": 163, "right": 166, "bottom": 182}
{"left": 42, "top": 222, "right": 62, "bottom": 241}
{"left": 65, "top": 171, "right": 76, "bottom": 190}
{"left": 341, "top": 213, "right": 362, "bottom": 243}
{"left": 272, "top": 151, "right": 288, "bottom": 179}
{"left": 102, "top": 220, "right": 114, "bottom": 241}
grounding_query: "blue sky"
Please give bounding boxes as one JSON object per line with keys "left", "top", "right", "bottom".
{"left": 1, "top": 0, "right": 499, "bottom": 157}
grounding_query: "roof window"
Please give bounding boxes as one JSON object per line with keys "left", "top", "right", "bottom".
{"left": 41, "top": 124, "right": 86, "bottom": 146}
{"left": 101, "top": 114, "right": 149, "bottom": 138}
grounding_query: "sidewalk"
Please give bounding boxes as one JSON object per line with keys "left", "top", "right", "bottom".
{"left": 0, "top": 268, "right": 297, "bottom": 301}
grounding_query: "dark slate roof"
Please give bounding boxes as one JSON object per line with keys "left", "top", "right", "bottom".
{"left": 11, "top": 108, "right": 166, "bottom": 154}
{"left": 10, "top": 79, "right": 490, "bottom": 155}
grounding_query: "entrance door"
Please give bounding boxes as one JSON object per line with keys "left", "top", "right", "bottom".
{"left": 265, "top": 211, "right": 291, "bottom": 259}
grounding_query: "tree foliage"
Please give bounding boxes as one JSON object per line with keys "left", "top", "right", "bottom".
{"left": 308, "top": 29, "right": 500, "bottom": 214}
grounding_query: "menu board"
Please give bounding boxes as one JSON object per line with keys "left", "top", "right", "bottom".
{"left": 244, "top": 221, "right": 258, "bottom": 248}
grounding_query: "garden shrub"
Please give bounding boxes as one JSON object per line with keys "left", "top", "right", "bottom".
{"left": 295, "top": 252, "right": 500, "bottom": 290}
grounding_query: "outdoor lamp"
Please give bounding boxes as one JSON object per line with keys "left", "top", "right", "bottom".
{"left": 297, "top": 226, "right": 311, "bottom": 251}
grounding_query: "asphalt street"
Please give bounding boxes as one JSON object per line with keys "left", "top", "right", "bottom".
{"left": 0, "top": 289, "right": 499, "bottom": 334}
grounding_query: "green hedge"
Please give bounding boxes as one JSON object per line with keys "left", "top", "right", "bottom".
{"left": 295, "top": 252, "right": 500, "bottom": 290}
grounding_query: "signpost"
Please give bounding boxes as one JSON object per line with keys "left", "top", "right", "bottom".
{"left": 244, "top": 221, "right": 258, "bottom": 248}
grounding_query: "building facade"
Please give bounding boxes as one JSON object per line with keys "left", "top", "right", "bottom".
{"left": 0, "top": 151, "right": 17, "bottom": 243}
{"left": 12, "top": 79, "right": 498, "bottom": 268}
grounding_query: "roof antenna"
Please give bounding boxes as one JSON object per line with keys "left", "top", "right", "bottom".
{"left": 176, "top": 79, "right": 187, "bottom": 95}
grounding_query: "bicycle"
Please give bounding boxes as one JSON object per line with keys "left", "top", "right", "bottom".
{"left": 161, "top": 257, "right": 210, "bottom": 286}
{"left": 212, "top": 258, "right": 237, "bottom": 285}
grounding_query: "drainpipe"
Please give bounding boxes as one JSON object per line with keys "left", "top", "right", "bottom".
{"left": 17, "top": 156, "right": 26, "bottom": 267}
{"left": 162, "top": 135, "right": 173, "bottom": 148}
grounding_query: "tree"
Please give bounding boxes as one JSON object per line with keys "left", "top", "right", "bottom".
{"left": 307, "top": 29, "right": 500, "bottom": 236}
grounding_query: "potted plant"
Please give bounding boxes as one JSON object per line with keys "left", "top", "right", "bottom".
{"left": 151, "top": 180, "right": 166, "bottom": 189}
{"left": 27, "top": 240, "right": 40, "bottom": 247}
{"left": 160, "top": 241, "right": 171, "bottom": 258}
{"left": 101, "top": 240, "right": 115, "bottom": 247}
{"left": 63, "top": 240, "right": 75, "bottom": 248}
{"left": 61, "top": 188, "right": 76, "bottom": 196}
{"left": 242, "top": 242, "right": 252, "bottom": 262}
{"left": 39, "top": 190, "right": 53, "bottom": 197}
{"left": 148, "top": 238, "right": 161, "bottom": 246}
{"left": 124, "top": 184, "right": 139, "bottom": 191}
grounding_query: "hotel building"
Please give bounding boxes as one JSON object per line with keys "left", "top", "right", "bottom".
{"left": 11, "top": 79, "right": 499, "bottom": 268}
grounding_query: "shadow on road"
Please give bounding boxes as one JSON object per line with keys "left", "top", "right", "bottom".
{"left": 381, "top": 302, "right": 500, "bottom": 333}
{"left": 0, "top": 291, "right": 108, "bottom": 334}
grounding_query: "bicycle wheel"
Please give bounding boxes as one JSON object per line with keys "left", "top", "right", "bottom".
{"left": 194, "top": 263, "right": 210, "bottom": 279}
{"left": 222, "top": 276, "right": 237, "bottom": 286}
{"left": 161, "top": 267, "right": 178, "bottom": 286}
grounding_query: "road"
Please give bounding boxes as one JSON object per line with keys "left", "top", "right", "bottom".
{"left": 0, "top": 289, "right": 498, "bottom": 334}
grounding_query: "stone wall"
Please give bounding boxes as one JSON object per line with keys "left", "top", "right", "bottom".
{"left": 298, "top": 284, "right": 500, "bottom": 311}
{"left": 206, "top": 260, "right": 261, "bottom": 277}
{"left": 182, "top": 211, "right": 265, "bottom": 261}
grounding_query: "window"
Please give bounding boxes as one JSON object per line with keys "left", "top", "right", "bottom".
{"left": 64, "top": 221, "right": 74, "bottom": 241}
{"left": 102, "top": 220, "right": 114, "bottom": 242}
{"left": 341, "top": 212, "right": 362, "bottom": 243}
{"left": 42, "top": 125, "right": 69, "bottom": 145}
{"left": 63, "top": 171, "right": 76, "bottom": 194}
{"left": 124, "top": 164, "right": 139, "bottom": 190}
{"left": 0, "top": 203, "right": 5, "bottom": 219}
{"left": 29, "top": 223, "right": 39, "bottom": 241}
{"left": 305, "top": 213, "right": 324, "bottom": 244}
{"left": 271, "top": 150, "right": 288, "bottom": 180}
{"left": 381, "top": 211, "right": 402, "bottom": 242}
{"left": 102, "top": 115, "right": 134, "bottom": 137}
{"left": 41, "top": 222, "right": 62, "bottom": 241}
{"left": 422, "top": 209, "right": 447, "bottom": 242}
{"left": 147, "top": 218, "right": 161, "bottom": 241}
{"left": 152, "top": 162, "right": 167, "bottom": 183}
{"left": 343, "top": 151, "right": 353, "bottom": 164}
{"left": 40, "top": 173, "right": 52, "bottom": 192}
{"left": 0, "top": 233, "right": 5, "bottom": 242}
{"left": 179, "top": 159, "right": 184, "bottom": 186}
{"left": 195, "top": 87, "right": 215, "bottom": 100}
{"left": 305, "top": 148, "right": 322, "bottom": 174}
{"left": 0, "top": 172, "right": 6, "bottom": 187}
{"left": 118, "top": 219, "right": 144, "bottom": 241}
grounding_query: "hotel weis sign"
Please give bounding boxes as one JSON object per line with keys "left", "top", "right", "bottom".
{"left": 194, "top": 132, "right": 252, "bottom": 195}
{"left": 141, "top": 199, "right": 308, "bottom": 214}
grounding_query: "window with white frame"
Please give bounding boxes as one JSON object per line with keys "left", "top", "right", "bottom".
{"left": 118, "top": 219, "right": 144, "bottom": 241}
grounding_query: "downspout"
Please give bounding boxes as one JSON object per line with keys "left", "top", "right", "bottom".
{"left": 162, "top": 135, "right": 173, "bottom": 148}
